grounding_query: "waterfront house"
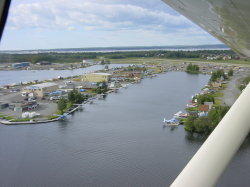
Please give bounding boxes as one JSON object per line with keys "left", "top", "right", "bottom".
{"left": 198, "top": 105, "right": 209, "bottom": 117}
{"left": 211, "top": 82, "right": 222, "bottom": 89}
{"left": 204, "top": 102, "right": 214, "bottom": 110}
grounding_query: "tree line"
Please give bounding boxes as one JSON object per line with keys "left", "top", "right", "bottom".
{"left": 0, "top": 50, "right": 236, "bottom": 63}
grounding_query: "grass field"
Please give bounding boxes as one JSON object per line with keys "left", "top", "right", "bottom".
{"left": 109, "top": 57, "right": 250, "bottom": 66}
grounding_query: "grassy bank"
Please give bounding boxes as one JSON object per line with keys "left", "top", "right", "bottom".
{"left": 109, "top": 57, "right": 250, "bottom": 66}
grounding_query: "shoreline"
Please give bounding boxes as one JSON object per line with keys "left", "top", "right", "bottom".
{"left": 1, "top": 61, "right": 249, "bottom": 125}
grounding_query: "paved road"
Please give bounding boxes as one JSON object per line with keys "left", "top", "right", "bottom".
{"left": 222, "top": 71, "right": 250, "bottom": 106}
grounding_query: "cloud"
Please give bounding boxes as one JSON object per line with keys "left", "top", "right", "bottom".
{"left": 8, "top": 0, "right": 192, "bottom": 31}
{"left": 1, "top": 0, "right": 220, "bottom": 50}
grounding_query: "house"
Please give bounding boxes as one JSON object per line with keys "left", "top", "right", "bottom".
{"left": 211, "top": 82, "right": 222, "bottom": 88}
{"left": 23, "top": 82, "right": 58, "bottom": 97}
{"left": 198, "top": 105, "right": 209, "bottom": 117}
{"left": 36, "top": 61, "right": 52, "bottom": 65}
{"left": 204, "top": 102, "right": 214, "bottom": 110}
{"left": 81, "top": 73, "right": 111, "bottom": 83}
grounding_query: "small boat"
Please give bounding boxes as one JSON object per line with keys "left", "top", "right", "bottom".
{"left": 179, "top": 112, "right": 189, "bottom": 118}
{"left": 163, "top": 117, "right": 179, "bottom": 126}
{"left": 174, "top": 111, "right": 183, "bottom": 118}
{"left": 186, "top": 103, "right": 197, "bottom": 108}
{"left": 174, "top": 111, "right": 189, "bottom": 118}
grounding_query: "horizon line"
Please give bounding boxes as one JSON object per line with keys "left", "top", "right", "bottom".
{"left": 0, "top": 44, "right": 228, "bottom": 52}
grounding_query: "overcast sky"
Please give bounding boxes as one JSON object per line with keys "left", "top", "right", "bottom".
{"left": 0, "top": 0, "right": 221, "bottom": 50}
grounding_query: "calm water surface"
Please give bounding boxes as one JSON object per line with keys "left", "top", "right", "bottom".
{"left": 0, "top": 72, "right": 249, "bottom": 186}
{"left": 0, "top": 64, "right": 128, "bottom": 86}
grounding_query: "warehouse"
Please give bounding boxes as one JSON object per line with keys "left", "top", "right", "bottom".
{"left": 23, "top": 82, "right": 58, "bottom": 97}
{"left": 81, "top": 73, "right": 111, "bottom": 83}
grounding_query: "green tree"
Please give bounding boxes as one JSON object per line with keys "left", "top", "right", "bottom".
{"left": 186, "top": 63, "right": 199, "bottom": 74}
{"left": 68, "top": 89, "right": 85, "bottom": 104}
{"left": 228, "top": 69, "right": 233, "bottom": 76}
{"left": 68, "top": 89, "right": 77, "bottom": 103}
{"left": 184, "top": 105, "right": 229, "bottom": 134}
{"left": 194, "top": 94, "right": 215, "bottom": 105}
{"left": 184, "top": 116, "right": 197, "bottom": 133}
{"left": 93, "top": 81, "right": 108, "bottom": 94}
{"left": 57, "top": 98, "right": 67, "bottom": 114}
{"left": 210, "top": 69, "right": 226, "bottom": 82}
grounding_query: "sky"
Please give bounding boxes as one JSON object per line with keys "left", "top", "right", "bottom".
{"left": 0, "top": 0, "right": 221, "bottom": 50}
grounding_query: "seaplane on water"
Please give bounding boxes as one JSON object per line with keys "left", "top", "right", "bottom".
{"left": 54, "top": 113, "right": 72, "bottom": 120}
{"left": 163, "top": 117, "right": 179, "bottom": 126}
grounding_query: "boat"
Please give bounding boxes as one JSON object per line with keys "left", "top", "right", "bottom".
{"left": 173, "top": 111, "right": 189, "bottom": 119}
{"left": 163, "top": 117, "right": 179, "bottom": 126}
{"left": 186, "top": 103, "right": 197, "bottom": 108}
{"left": 174, "top": 111, "right": 183, "bottom": 118}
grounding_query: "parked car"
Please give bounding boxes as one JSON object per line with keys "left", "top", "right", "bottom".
{"left": 49, "top": 96, "right": 61, "bottom": 101}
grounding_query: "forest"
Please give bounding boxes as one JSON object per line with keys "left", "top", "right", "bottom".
{"left": 0, "top": 50, "right": 236, "bottom": 63}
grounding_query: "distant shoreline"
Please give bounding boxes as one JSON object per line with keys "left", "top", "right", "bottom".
{"left": 0, "top": 44, "right": 229, "bottom": 54}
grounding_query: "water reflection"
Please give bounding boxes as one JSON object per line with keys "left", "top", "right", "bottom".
{"left": 2, "top": 72, "right": 249, "bottom": 186}
{"left": 185, "top": 132, "right": 207, "bottom": 143}
{"left": 162, "top": 125, "right": 178, "bottom": 132}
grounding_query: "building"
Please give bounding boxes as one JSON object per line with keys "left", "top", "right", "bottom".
{"left": 81, "top": 73, "right": 111, "bottom": 83}
{"left": 82, "top": 59, "right": 94, "bottom": 64}
{"left": 9, "top": 101, "right": 38, "bottom": 112}
{"left": 204, "top": 102, "right": 214, "bottom": 110}
{"left": 23, "top": 82, "right": 58, "bottom": 97}
{"left": 12, "top": 62, "right": 30, "bottom": 68}
{"left": 36, "top": 61, "right": 52, "bottom": 65}
{"left": 198, "top": 105, "right": 209, "bottom": 117}
{"left": 211, "top": 82, "right": 222, "bottom": 89}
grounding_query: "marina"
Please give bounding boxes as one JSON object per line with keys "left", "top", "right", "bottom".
{"left": 0, "top": 72, "right": 249, "bottom": 186}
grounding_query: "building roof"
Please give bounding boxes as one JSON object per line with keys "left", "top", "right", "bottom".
{"left": 26, "top": 82, "right": 58, "bottom": 89}
{"left": 198, "top": 105, "right": 209, "bottom": 112}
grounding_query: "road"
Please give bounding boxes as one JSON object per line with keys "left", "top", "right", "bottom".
{"left": 222, "top": 70, "right": 250, "bottom": 106}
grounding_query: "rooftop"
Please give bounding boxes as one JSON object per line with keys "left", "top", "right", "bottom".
{"left": 198, "top": 105, "right": 209, "bottom": 112}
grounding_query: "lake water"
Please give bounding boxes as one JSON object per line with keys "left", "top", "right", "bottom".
{"left": 0, "top": 72, "right": 249, "bottom": 186}
{"left": 0, "top": 64, "right": 129, "bottom": 86}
